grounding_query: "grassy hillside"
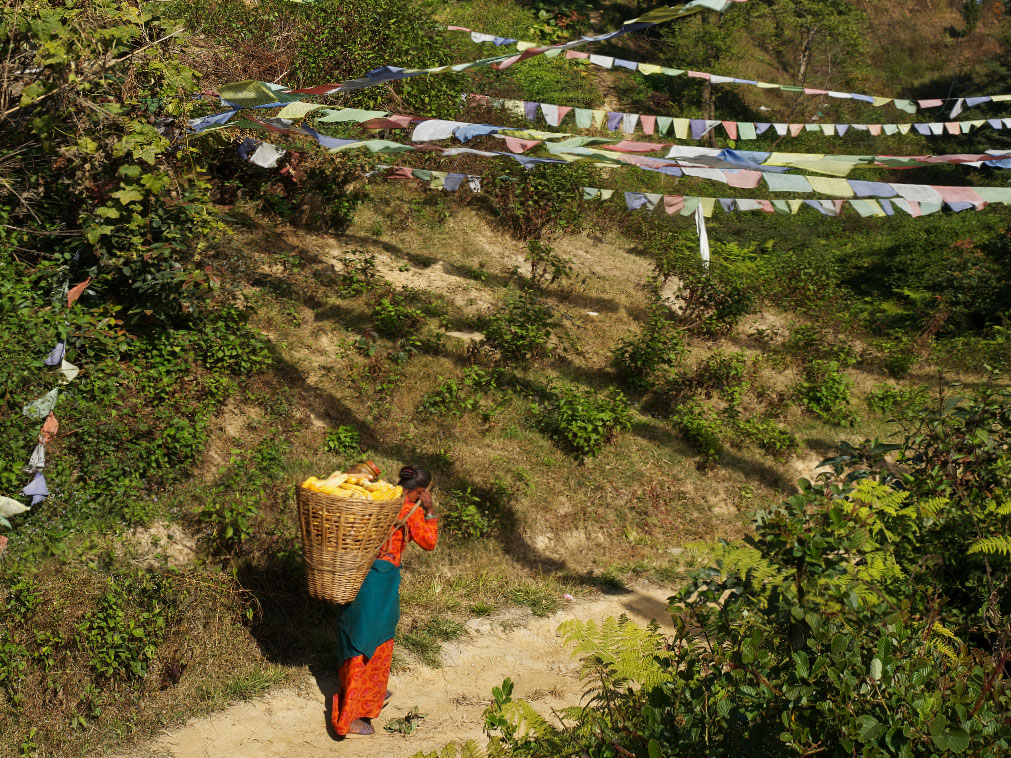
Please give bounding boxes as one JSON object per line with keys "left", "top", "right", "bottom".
{"left": 2, "top": 0, "right": 1010, "bottom": 755}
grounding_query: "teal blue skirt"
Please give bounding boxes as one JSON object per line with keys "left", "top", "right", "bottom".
{"left": 336, "top": 559, "right": 401, "bottom": 663}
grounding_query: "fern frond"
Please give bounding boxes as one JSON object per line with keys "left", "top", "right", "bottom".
{"left": 968, "top": 536, "right": 1011, "bottom": 558}
{"left": 558, "top": 617, "right": 673, "bottom": 688}
{"left": 852, "top": 479, "right": 909, "bottom": 515}
{"left": 918, "top": 497, "right": 949, "bottom": 518}
{"left": 993, "top": 501, "right": 1011, "bottom": 516}
{"left": 927, "top": 638, "right": 959, "bottom": 664}
{"left": 931, "top": 622, "right": 958, "bottom": 641}
{"left": 924, "top": 622, "right": 963, "bottom": 664}
{"left": 499, "top": 700, "right": 562, "bottom": 742}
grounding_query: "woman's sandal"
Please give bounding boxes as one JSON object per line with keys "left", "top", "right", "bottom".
{"left": 345, "top": 718, "right": 375, "bottom": 737}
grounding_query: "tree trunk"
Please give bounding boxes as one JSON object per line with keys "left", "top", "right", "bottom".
{"left": 704, "top": 81, "right": 716, "bottom": 147}
{"left": 797, "top": 27, "right": 816, "bottom": 85}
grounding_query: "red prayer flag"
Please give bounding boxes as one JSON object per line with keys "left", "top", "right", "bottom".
{"left": 39, "top": 412, "right": 59, "bottom": 444}
{"left": 503, "top": 136, "right": 542, "bottom": 153}
{"left": 67, "top": 277, "right": 91, "bottom": 307}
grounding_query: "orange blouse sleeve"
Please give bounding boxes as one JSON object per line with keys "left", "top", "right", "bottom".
{"left": 405, "top": 506, "right": 439, "bottom": 552}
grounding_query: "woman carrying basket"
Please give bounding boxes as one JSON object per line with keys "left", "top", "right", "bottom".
{"left": 332, "top": 466, "right": 438, "bottom": 737}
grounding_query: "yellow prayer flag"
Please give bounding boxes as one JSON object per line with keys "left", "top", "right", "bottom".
{"left": 276, "top": 101, "right": 326, "bottom": 119}
{"left": 807, "top": 177, "right": 855, "bottom": 197}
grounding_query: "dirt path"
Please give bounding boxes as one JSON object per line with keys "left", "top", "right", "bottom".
{"left": 126, "top": 585, "right": 676, "bottom": 758}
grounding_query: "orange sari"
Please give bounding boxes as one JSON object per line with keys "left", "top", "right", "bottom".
{"left": 332, "top": 499, "right": 438, "bottom": 735}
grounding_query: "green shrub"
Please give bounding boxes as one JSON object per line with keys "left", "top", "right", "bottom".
{"left": 486, "top": 164, "right": 595, "bottom": 241}
{"left": 198, "top": 307, "right": 272, "bottom": 374}
{"left": 323, "top": 426, "right": 361, "bottom": 455}
{"left": 736, "top": 415, "right": 799, "bottom": 456}
{"left": 612, "top": 306, "right": 688, "bottom": 392}
{"left": 472, "top": 388, "right": 1011, "bottom": 758}
{"left": 867, "top": 383, "right": 929, "bottom": 416}
{"left": 481, "top": 292, "right": 558, "bottom": 365}
{"left": 669, "top": 401, "right": 725, "bottom": 463}
{"left": 523, "top": 239, "right": 574, "bottom": 290}
{"left": 694, "top": 350, "right": 749, "bottom": 405}
{"left": 533, "top": 384, "right": 633, "bottom": 460}
{"left": 795, "top": 360, "right": 856, "bottom": 426}
{"left": 419, "top": 378, "right": 477, "bottom": 416}
{"left": 76, "top": 574, "right": 173, "bottom": 681}
{"left": 670, "top": 262, "right": 755, "bottom": 337}
{"left": 874, "top": 338, "right": 918, "bottom": 378}
{"left": 442, "top": 487, "right": 495, "bottom": 539}
{"left": 372, "top": 291, "right": 425, "bottom": 338}
{"left": 783, "top": 324, "right": 857, "bottom": 366}
{"left": 335, "top": 250, "right": 380, "bottom": 297}
{"left": 199, "top": 492, "right": 259, "bottom": 554}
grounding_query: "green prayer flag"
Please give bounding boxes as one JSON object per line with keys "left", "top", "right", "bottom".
{"left": 316, "top": 108, "right": 387, "bottom": 123}
{"left": 23, "top": 389, "right": 58, "bottom": 420}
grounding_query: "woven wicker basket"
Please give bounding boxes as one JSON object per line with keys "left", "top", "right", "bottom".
{"left": 297, "top": 485, "right": 404, "bottom": 604}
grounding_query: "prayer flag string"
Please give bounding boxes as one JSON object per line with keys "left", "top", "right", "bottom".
{"left": 448, "top": 26, "right": 1011, "bottom": 116}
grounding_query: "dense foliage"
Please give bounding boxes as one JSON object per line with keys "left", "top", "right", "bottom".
{"left": 434, "top": 385, "right": 1011, "bottom": 758}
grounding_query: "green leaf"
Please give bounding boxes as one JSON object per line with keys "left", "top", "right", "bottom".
{"left": 111, "top": 187, "right": 144, "bottom": 205}
{"left": 793, "top": 651, "right": 810, "bottom": 678}
{"left": 946, "top": 726, "right": 970, "bottom": 754}
{"left": 931, "top": 715, "right": 949, "bottom": 750}
{"left": 869, "top": 657, "right": 882, "bottom": 681}
{"left": 20, "top": 81, "right": 48, "bottom": 106}
{"left": 118, "top": 164, "right": 142, "bottom": 177}
{"left": 857, "top": 715, "right": 885, "bottom": 743}
{"left": 648, "top": 739, "right": 662, "bottom": 758}
{"left": 831, "top": 633, "right": 849, "bottom": 656}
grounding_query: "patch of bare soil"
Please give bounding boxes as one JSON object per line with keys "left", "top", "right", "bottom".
{"left": 121, "top": 585, "right": 677, "bottom": 758}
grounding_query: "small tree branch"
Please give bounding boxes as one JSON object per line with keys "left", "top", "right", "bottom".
{"left": 1, "top": 28, "right": 185, "bottom": 122}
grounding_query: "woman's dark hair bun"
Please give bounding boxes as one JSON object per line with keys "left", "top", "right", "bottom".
{"left": 398, "top": 465, "right": 432, "bottom": 490}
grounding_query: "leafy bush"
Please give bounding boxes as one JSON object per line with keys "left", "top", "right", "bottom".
{"left": 419, "top": 368, "right": 504, "bottom": 420}
{"left": 523, "top": 240, "right": 575, "bottom": 290}
{"left": 868, "top": 383, "right": 929, "bottom": 416}
{"left": 669, "top": 261, "right": 755, "bottom": 338}
{"left": 533, "top": 384, "right": 633, "bottom": 460}
{"left": 612, "top": 305, "right": 688, "bottom": 392}
{"left": 485, "top": 164, "right": 595, "bottom": 241}
{"left": 372, "top": 291, "right": 425, "bottom": 338}
{"left": 470, "top": 388, "right": 1011, "bottom": 758}
{"left": 783, "top": 324, "right": 857, "bottom": 366}
{"left": 442, "top": 487, "right": 495, "bottom": 539}
{"left": 692, "top": 350, "right": 750, "bottom": 405}
{"left": 419, "top": 378, "right": 478, "bottom": 416}
{"left": 199, "top": 438, "right": 290, "bottom": 554}
{"left": 481, "top": 292, "right": 559, "bottom": 365}
{"left": 334, "top": 250, "right": 380, "bottom": 297}
{"left": 875, "top": 338, "right": 919, "bottom": 378}
{"left": 795, "top": 359, "right": 856, "bottom": 426}
{"left": 77, "top": 574, "right": 173, "bottom": 681}
{"left": 669, "top": 401, "right": 725, "bottom": 463}
{"left": 736, "top": 415, "right": 799, "bottom": 456}
{"left": 224, "top": 152, "right": 369, "bottom": 233}
{"left": 323, "top": 426, "right": 361, "bottom": 456}
{"left": 198, "top": 307, "right": 273, "bottom": 374}
{"left": 199, "top": 492, "right": 260, "bottom": 554}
